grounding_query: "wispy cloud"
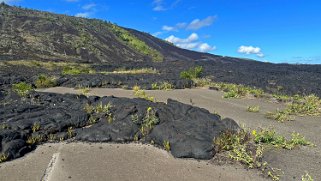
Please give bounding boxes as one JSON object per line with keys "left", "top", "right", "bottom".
{"left": 152, "top": 0, "right": 181, "bottom": 11}
{"left": 186, "top": 16, "right": 216, "bottom": 30}
{"left": 82, "top": 3, "right": 96, "bottom": 10}
{"left": 160, "top": 16, "right": 216, "bottom": 33}
{"left": 165, "top": 33, "right": 216, "bottom": 52}
{"left": 75, "top": 3, "right": 98, "bottom": 18}
{"left": 153, "top": 0, "right": 165, "bottom": 11}
{"left": 238, "top": 45, "right": 264, "bottom": 58}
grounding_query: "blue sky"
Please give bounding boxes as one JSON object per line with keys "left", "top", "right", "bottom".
{"left": 3, "top": 0, "right": 321, "bottom": 64}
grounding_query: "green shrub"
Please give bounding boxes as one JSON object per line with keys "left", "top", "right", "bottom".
{"left": 12, "top": 82, "right": 33, "bottom": 97}
{"left": 35, "top": 74, "right": 57, "bottom": 88}
{"left": 163, "top": 140, "right": 171, "bottom": 151}
{"left": 252, "top": 129, "right": 314, "bottom": 149}
{"left": 0, "top": 154, "right": 8, "bottom": 163}
{"left": 180, "top": 66, "right": 203, "bottom": 80}
{"left": 140, "top": 107, "right": 159, "bottom": 136}
{"left": 287, "top": 94, "right": 321, "bottom": 116}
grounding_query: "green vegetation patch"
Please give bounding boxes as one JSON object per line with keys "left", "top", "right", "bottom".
{"left": 101, "top": 67, "right": 158, "bottom": 75}
{"left": 214, "top": 128, "right": 314, "bottom": 180}
{"left": 12, "top": 82, "right": 33, "bottom": 97}
{"left": 180, "top": 66, "right": 203, "bottom": 80}
{"left": 35, "top": 74, "right": 57, "bottom": 88}
{"left": 151, "top": 81, "right": 174, "bottom": 90}
{"left": 62, "top": 65, "right": 96, "bottom": 75}
{"left": 266, "top": 94, "right": 321, "bottom": 122}
{"left": 133, "top": 86, "right": 155, "bottom": 102}
{"left": 109, "top": 24, "right": 164, "bottom": 62}
{"left": 140, "top": 107, "right": 160, "bottom": 136}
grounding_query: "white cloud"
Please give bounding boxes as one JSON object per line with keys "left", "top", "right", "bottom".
{"left": 153, "top": 0, "right": 181, "bottom": 11}
{"left": 166, "top": 33, "right": 199, "bottom": 44}
{"left": 187, "top": 16, "right": 216, "bottom": 30}
{"left": 238, "top": 45, "right": 264, "bottom": 57}
{"left": 75, "top": 12, "right": 90, "bottom": 18}
{"left": 165, "top": 33, "right": 215, "bottom": 53}
{"left": 82, "top": 3, "right": 96, "bottom": 10}
{"left": 162, "top": 22, "right": 187, "bottom": 32}
{"left": 162, "top": 25, "right": 175, "bottom": 31}
{"left": 161, "top": 16, "right": 215, "bottom": 33}
{"left": 198, "top": 43, "right": 216, "bottom": 52}
{"left": 153, "top": 0, "right": 165, "bottom": 11}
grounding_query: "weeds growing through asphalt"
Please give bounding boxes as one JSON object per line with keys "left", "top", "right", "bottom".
{"left": 301, "top": 172, "right": 314, "bottom": 181}
{"left": 214, "top": 128, "right": 314, "bottom": 180}
{"left": 247, "top": 105, "right": 260, "bottom": 113}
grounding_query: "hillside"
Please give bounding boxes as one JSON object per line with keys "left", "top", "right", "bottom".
{"left": 1, "top": 3, "right": 321, "bottom": 97}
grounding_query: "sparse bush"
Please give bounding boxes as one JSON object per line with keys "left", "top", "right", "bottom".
{"left": 214, "top": 128, "right": 313, "bottom": 180}
{"left": 265, "top": 110, "right": 294, "bottom": 122}
{"left": 12, "top": 82, "right": 33, "bottom": 97}
{"left": 35, "top": 74, "right": 56, "bottom": 88}
{"left": 140, "top": 107, "right": 159, "bottom": 136}
{"left": 133, "top": 85, "right": 155, "bottom": 102}
{"left": 131, "top": 114, "right": 139, "bottom": 123}
{"left": 192, "top": 77, "right": 212, "bottom": 87}
{"left": 287, "top": 94, "right": 321, "bottom": 116}
{"left": 247, "top": 105, "right": 260, "bottom": 113}
{"left": 252, "top": 129, "right": 314, "bottom": 149}
{"left": 0, "top": 154, "right": 8, "bottom": 163}
{"left": 151, "top": 82, "right": 174, "bottom": 90}
{"left": 180, "top": 66, "right": 203, "bottom": 80}
{"left": 32, "top": 122, "right": 41, "bottom": 133}
{"left": 163, "top": 140, "right": 171, "bottom": 151}
{"left": 26, "top": 135, "right": 44, "bottom": 145}
{"left": 62, "top": 66, "right": 95, "bottom": 75}
{"left": 109, "top": 68, "right": 158, "bottom": 74}
{"left": 67, "top": 127, "right": 75, "bottom": 138}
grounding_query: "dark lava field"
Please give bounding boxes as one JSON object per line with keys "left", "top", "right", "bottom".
{"left": 1, "top": 3, "right": 321, "bottom": 167}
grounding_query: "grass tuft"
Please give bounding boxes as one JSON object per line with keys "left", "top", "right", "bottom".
{"left": 12, "top": 82, "right": 33, "bottom": 97}
{"left": 247, "top": 105, "right": 260, "bottom": 113}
